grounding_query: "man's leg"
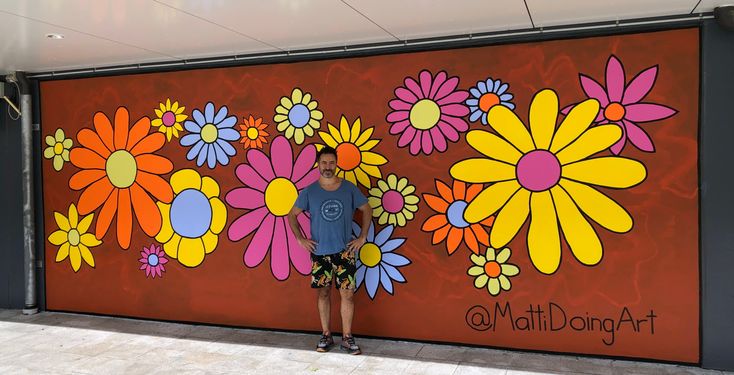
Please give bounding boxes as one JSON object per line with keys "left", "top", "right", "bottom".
{"left": 317, "top": 287, "right": 331, "bottom": 334}
{"left": 312, "top": 254, "right": 335, "bottom": 352}
{"left": 338, "top": 288, "right": 354, "bottom": 337}
{"left": 335, "top": 249, "right": 361, "bottom": 354}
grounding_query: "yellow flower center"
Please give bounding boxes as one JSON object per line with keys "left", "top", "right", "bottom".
{"left": 53, "top": 142, "right": 64, "bottom": 155}
{"left": 246, "top": 127, "right": 259, "bottom": 140}
{"left": 264, "top": 178, "right": 298, "bottom": 216}
{"left": 201, "top": 124, "right": 219, "bottom": 143}
{"left": 409, "top": 99, "right": 441, "bottom": 130}
{"left": 106, "top": 150, "right": 137, "bottom": 188}
{"left": 484, "top": 261, "right": 501, "bottom": 278}
{"left": 336, "top": 143, "right": 361, "bottom": 171}
{"left": 67, "top": 229, "right": 80, "bottom": 246}
{"left": 359, "top": 243, "right": 381, "bottom": 267}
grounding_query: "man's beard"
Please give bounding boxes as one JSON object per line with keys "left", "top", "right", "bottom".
{"left": 321, "top": 169, "right": 334, "bottom": 177}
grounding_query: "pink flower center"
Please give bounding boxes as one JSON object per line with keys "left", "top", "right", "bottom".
{"left": 516, "top": 150, "right": 561, "bottom": 192}
{"left": 162, "top": 111, "right": 176, "bottom": 127}
{"left": 382, "top": 190, "right": 405, "bottom": 214}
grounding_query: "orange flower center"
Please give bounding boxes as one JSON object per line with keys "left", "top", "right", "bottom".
{"left": 484, "top": 261, "right": 501, "bottom": 278}
{"left": 106, "top": 150, "right": 137, "bottom": 188}
{"left": 479, "top": 93, "right": 500, "bottom": 112}
{"left": 336, "top": 143, "right": 361, "bottom": 171}
{"left": 604, "top": 102, "right": 626, "bottom": 121}
{"left": 246, "top": 127, "right": 259, "bottom": 140}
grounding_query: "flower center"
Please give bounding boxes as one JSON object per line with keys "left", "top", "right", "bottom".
{"left": 382, "top": 190, "right": 405, "bottom": 214}
{"left": 106, "top": 150, "right": 137, "bottom": 188}
{"left": 288, "top": 104, "right": 310, "bottom": 128}
{"left": 446, "top": 200, "right": 470, "bottom": 228}
{"left": 479, "top": 93, "right": 500, "bottom": 112}
{"left": 170, "top": 189, "right": 212, "bottom": 238}
{"left": 359, "top": 243, "right": 382, "bottom": 267}
{"left": 200, "top": 124, "right": 219, "bottom": 143}
{"left": 336, "top": 143, "right": 361, "bottom": 171}
{"left": 516, "top": 150, "right": 561, "bottom": 192}
{"left": 53, "top": 142, "right": 64, "bottom": 155}
{"left": 604, "top": 102, "right": 626, "bottom": 122}
{"left": 409, "top": 99, "right": 441, "bottom": 130}
{"left": 162, "top": 111, "right": 176, "bottom": 127}
{"left": 67, "top": 229, "right": 80, "bottom": 246}
{"left": 265, "top": 177, "right": 298, "bottom": 216}
{"left": 246, "top": 127, "right": 260, "bottom": 140}
{"left": 147, "top": 254, "right": 160, "bottom": 266}
{"left": 484, "top": 261, "right": 501, "bottom": 278}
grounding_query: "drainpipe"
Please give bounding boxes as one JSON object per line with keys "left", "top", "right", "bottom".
{"left": 14, "top": 72, "right": 38, "bottom": 314}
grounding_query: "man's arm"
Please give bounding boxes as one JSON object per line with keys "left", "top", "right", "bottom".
{"left": 287, "top": 206, "right": 317, "bottom": 253}
{"left": 347, "top": 203, "right": 372, "bottom": 252}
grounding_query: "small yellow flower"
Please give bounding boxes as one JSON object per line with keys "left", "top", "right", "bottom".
{"left": 274, "top": 88, "right": 323, "bottom": 144}
{"left": 468, "top": 247, "right": 520, "bottom": 296}
{"left": 48, "top": 203, "right": 101, "bottom": 272}
{"left": 152, "top": 98, "right": 187, "bottom": 141}
{"left": 43, "top": 128, "right": 72, "bottom": 171}
{"left": 368, "top": 174, "right": 419, "bottom": 227}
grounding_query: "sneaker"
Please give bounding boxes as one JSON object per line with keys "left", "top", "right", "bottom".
{"left": 316, "top": 334, "right": 334, "bottom": 352}
{"left": 340, "top": 335, "right": 362, "bottom": 355}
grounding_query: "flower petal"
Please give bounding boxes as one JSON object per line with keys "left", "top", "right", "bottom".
{"left": 562, "top": 157, "right": 646, "bottom": 188}
{"left": 624, "top": 120, "right": 655, "bottom": 152}
{"left": 624, "top": 103, "right": 677, "bottom": 122}
{"left": 622, "top": 65, "right": 658, "bottom": 104}
{"left": 527, "top": 191, "right": 561, "bottom": 274}
{"left": 487, "top": 106, "right": 534, "bottom": 153}
{"left": 178, "top": 237, "right": 206, "bottom": 267}
{"left": 559, "top": 179, "right": 633, "bottom": 233}
{"left": 465, "top": 180, "right": 521, "bottom": 224}
{"left": 229, "top": 206, "right": 269, "bottom": 241}
{"left": 77, "top": 128, "right": 111, "bottom": 158}
{"left": 117, "top": 188, "right": 133, "bottom": 249}
{"left": 549, "top": 99, "right": 600, "bottom": 153}
{"left": 466, "top": 130, "right": 522, "bottom": 165}
{"left": 93, "top": 112, "right": 115, "bottom": 151}
{"left": 579, "top": 74, "right": 609, "bottom": 107}
{"left": 556, "top": 124, "right": 622, "bottom": 165}
{"left": 450, "top": 158, "right": 516, "bottom": 184}
{"left": 130, "top": 183, "right": 161, "bottom": 237}
{"left": 529, "top": 89, "right": 558, "bottom": 150}
{"left": 605, "top": 56, "right": 625, "bottom": 103}
{"left": 490, "top": 188, "right": 530, "bottom": 248}
{"left": 209, "top": 197, "right": 227, "bottom": 235}
{"left": 551, "top": 186, "right": 602, "bottom": 266}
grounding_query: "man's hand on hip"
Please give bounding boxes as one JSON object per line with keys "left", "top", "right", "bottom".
{"left": 347, "top": 236, "right": 366, "bottom": 253}
{"left": 297, "top": 237, "right": 318, "bottom": 253}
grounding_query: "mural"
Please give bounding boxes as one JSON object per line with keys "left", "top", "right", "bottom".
{"left": 40, "top": 28, "right": 699, "bottom": 362}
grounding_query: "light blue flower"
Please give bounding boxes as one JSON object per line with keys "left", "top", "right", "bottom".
{"left": 352, "top": 221, "right": 411, "bottom": 299}
{"left": 181, "top": 102, "right": 240, "bottom": 168}
{"left": 466, "top": 78, "right": 515, "bottom": 125}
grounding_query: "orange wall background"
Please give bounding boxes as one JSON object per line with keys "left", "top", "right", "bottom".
{"left": 41, "top": 28, "right": 699, "bottom": 362}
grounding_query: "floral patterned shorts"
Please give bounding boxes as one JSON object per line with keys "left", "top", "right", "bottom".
{"left": 310, "top": 249, "right": 357, "bottom": 289}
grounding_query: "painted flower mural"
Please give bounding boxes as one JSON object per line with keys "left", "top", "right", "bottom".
{"left": 562, "top": 55, "right": 677, "bottom": 154}
{"left": 274, "top": 88, "right": 323, "bottom": 145}
{"left": 155, "top": 169, "right": 227, "bottom": 268}
{"left": 368, "top": 174, "right": 420, "bottom": 227}
{"left": 466, "top": 77, "right": 515, "bottom": 125}
{"left": 316, "top": 115, "right": 387, "bottom": 188}
{"left": 48, "top": 203, "right": 101, "bottom": 272}
{"left": 422, "top": 180, "right": 494, "bottom": 255}
{"left": 239, "top": 115, "right": 269, "bottom": 150}
{"left": 467, "top": 247, "right": 520, "bottom": 296}
{"left": 226, "top": 136, "right": 319, "bottom": 280}
{"left": 450, "top": 89, "right": 647, "bottom": 274}
{"left": 69, "top": 107, "right": 174, "bottom": 249}
{"left": 386, "top": 70, "right": 470, "bottom": 155}
{"left": 139, "top": 243, "right": 168, "bottom": 278}
{"left": 152, "top": 98, "right": 187, "bottom": 141}
{"left": 181, "top": 102, "right": 240, "bottom": 168}
{"left": 44, "top": 128, "right": 73, "bottom": 171}
{"left": 353, "top": 222, "right": 410, "bottom": 299}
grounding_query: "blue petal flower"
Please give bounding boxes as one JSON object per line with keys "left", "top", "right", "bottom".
{"left": 382, "top": 252, "right": 410, "bottom": 267}
{"left": 374, "top": 225, "right": 394, "bottom": 246}
{"left": 365, "top": 267, "right": 380, "bottom": 298}
{"left": 185, "top": 119, "right": 202, "bottom": 133}
{"left": 213, "top": 106, "right": 228, "bottom": 124}
{"left": 192, "top": 110, "right": 206, "bottom": 128}
{"left": 204, "top": 102, "right": 215, "bottom": 123}
{"left": 218, "top": 128, "right": 240, "bottom": 141}
{"left": 379, "top": 267, "right": 393, "bottom": 294}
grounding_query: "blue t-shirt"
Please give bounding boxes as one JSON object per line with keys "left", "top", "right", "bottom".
{"left": 294, "top": 180, "right": 368, "bottom": 256}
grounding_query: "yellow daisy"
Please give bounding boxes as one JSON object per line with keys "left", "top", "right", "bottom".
{"left": 468, "top": 247, "right": 520, "bottom": 296}
{"left": 450, "top": 89, "right": 646, "bottom": 274}
{"left": 316, "top": 115, "right": 387, "bottom": 188}
{"left": 48, "top": 203, "right": 101, "bottom": 272}
{"left": 155, "top": 169, "right": 227, "bottom": 267}
{"left": 274, "top": 88, "right": 323, "bottom": 144}
{"left": 43, "top": 128, "right": 72, "bottom": 171}
{"left": 368, "top": 174, "right": 420, "bottom": 227}
{"left": 152, "top": 98, "right": 187, "bottom": 141}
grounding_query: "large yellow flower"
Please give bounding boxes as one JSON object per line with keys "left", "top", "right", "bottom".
{"left": 317, "top": 116, "right": 387, "bottom": 188}
{"left": 156, "top": 169, "right": 227, "bottom": 268}
{"left": 152, "top": 98, "right": 187, "bottom": 141}
{"left": 274, "top": 88, "right": 323, "bottom": 144}
{"left": 450, "top": 89, "right": 646, "bottom": 274}
{"left": 48, "top": 203, "right": 101, "bottom": 272}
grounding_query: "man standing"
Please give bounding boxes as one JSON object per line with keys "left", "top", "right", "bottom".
{"left": 287, "top": 146, "right": 371, "bottom": 355}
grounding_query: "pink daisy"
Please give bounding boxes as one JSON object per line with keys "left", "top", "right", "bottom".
{"left": 562, "top": 55, "right": 677, "bottom": 154}
{"left": 226, "top": 135, "right": 319, "bottom": 280}
{"left": 386, "top": 70, "right": 470, "bottom": 155}
{"left": 139, "top": 244, "right": 168, "bottom": 278}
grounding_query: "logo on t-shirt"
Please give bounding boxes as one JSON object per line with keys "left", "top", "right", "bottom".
{"left": 320, "top": 199, "right": 344, "bottom": 222}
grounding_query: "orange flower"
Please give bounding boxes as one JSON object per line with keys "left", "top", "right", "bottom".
{"left": 238, "top": 115, "right": 269, "bottom": 149}
{"left": 421, "top": 180, "right": 494, "bottom": 255}
{"left": 69, "top": 107, "right": 174, "bottom": 249}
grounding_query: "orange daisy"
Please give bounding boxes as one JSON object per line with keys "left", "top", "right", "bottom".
{"left": 69, "top": 107, "right": 174, "bottom": 249}
{"left": 238, "top": 115, "right": 269, "bottom": 149}
{"left": 421, "top": 180, "right": 494, "bottom": 255}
